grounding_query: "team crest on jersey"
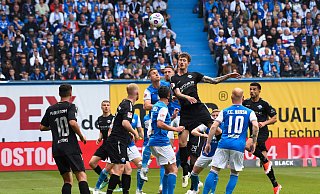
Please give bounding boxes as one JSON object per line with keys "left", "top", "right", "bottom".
{"left": 107, "top": 120, "right": 111, "bottom": 123}
{"left": 127, "top": 112, "right": 133, "bottom": 118}
{"left": 257, "top": 105, "right": 263, "bottom": 109}
{"left": 132, "top": 119, "right": 135, "bottom": 123}
{"left": 187, "top": 75, "right": 193, "bottom": 78}
{"left": 121, "top": 158, "right": 126, "bottom": 163}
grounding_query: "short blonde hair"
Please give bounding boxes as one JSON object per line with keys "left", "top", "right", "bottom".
{"left": 127, "top": 83, "right": 139, "bottom": 95}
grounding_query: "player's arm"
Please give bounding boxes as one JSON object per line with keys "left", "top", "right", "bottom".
{"left": 40, "top": 109, "right": 50, "bottom": 131}
{"left": 191, "top": 124, "right": 208, "bottom": 138}
{"left": 143, "top": 89, "right": 152, "bottom": 110}
{"left": 260, "top": 102, "right": 277, "bottom": 128}
{"left": 173, "top": 87, "right": 197, "bottom": 104}
{"left": 136, "top": 116, "right": 144, "bottom": 139}
{"left": 122, "top": 105, "right": 139, "bottom": 140}
{"left": 68, "top": 104, "right": 86, "bottom": 143}
{"left": 202, "top": 72, "right": 241, "bottom": 84}
{"left": 69, "top": 120, "right": 86, "bottom": 143}
{"left": 204, "top": 120, "right": 220, "bottom": 154}
{"left": 157, "top": 107, "right": 184, "bottom": 132}
{"left": 96, "top": 131, "right": 103, "bottom": 145}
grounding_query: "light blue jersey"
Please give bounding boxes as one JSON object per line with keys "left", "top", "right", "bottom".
{"left": 216, "top": 105, "right": 257, "bottom": 153}
{"left": 128, "top": 114, "right": 141, "bottom": 147}
{"left": 148, "top": 101, "right": 171, "bottom": 147}
{"left": 197, "top": 124, "right": 220, "bottom": 157}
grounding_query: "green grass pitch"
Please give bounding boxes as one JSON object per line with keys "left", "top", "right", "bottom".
{"left": 0, "top": 167, "right": 319, "bottom": 194}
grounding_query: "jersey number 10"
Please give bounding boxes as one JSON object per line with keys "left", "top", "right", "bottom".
{"left": 228, "top": 116, "right": 244, "bottom": 134}
{"left": 55, "top": 117, "right": 70, "bottom": 137}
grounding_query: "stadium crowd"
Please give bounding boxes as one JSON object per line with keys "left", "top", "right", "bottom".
{"left": 204, "top": 0, "right": 320, "bottom": 78}
{"left": 0, "top": 0, "right": 181, "bottom": 81}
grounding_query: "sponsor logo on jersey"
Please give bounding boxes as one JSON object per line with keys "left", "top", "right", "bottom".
{"left": 127, "top": 112, "right": 133, "bottom": 118}
{"left": 187, "top": 75, "right": 193, "bottom": 78}
{"left": 257, "top": 105, "right": 263, "bottom": 109}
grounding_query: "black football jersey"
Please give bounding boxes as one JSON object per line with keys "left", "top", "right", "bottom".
{"left": 170, "top": 72, "right": 204, "bottom": 107}
{"left": 97, "top": 114, "right": 114, "bottom": 141}
{"left": 243, "top": 98, "right": 277, "bottom": 135}
{"left": 108, "top": 99, "right": 134, "bottom": 145}
{"left": 41, "top": 101, "right": 81, "bottom": 157}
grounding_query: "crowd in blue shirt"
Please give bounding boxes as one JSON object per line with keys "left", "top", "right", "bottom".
{"left": 204, "top": 0, "right": 320, "bottom": 78}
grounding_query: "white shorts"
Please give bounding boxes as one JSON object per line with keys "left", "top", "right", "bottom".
{"left": 127, "top": 145, "right": 141, "bottom": 162}
{"left": 167, "top": 131, "right": 174, "bottom": 140}
{"left": 150, "top": 145, "right": 176, "bottom": 166}
{"left": 194, "top": 155, "right": 213, "bottom": 168}
{"left": 210, "top": 148, "right": 244, "bottom": 171}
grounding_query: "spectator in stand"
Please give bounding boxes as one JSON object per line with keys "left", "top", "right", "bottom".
{"left": 119, "top": 68, "right": 133, "bottom": 79}
{"left": 282, "top": 64, "right": 294, "bottom": 77}
{"left": 6, "top": 69, "right": 20, "bottom": 81}
{"left": 30, "top": 68, "right": 45, "bottom": 80}
{"left": 263, "top": 55, "right": 280, "bottom": 77}
{"left": 63, "top": 66, "right": 77, "bottom": 80}
{"left": 46, "top": 67, "right": 60, "bottom": 80}
{"left": 127, "top": 56, "right": 142, "bottom": 78}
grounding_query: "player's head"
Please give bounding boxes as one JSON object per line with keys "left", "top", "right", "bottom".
{"left": 158, "top": 86, "right": 170, "bottom": 100}
{"left": 59, "top": 84, "right": 72, "bottom": 98}
{"left": 164, "top": 66, "right": 175, "bottom": 81}
{"left": 101, "top": 100, "right": 110, "bottom": 114}
{"left": 250, "top": 82, "right": 261, "bottom": 99}
{"left": 231, "top": 87, "right": 244, "bottom": 104}
{"left": 211, "top": 109, "right": 220, "bottom": 120}
{"left": 127, "top": 83, "right": 139, "bottom": 101}
{"left": 148, "top": 68, "right": 160, "bottom": 82}
{"left": 178, "top": 52, "right": 191, "bottom": 71}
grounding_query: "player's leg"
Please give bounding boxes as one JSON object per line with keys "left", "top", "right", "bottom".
{"left": 225, "top": 150, "right": 244, "bottom": 194}
{"left": 203, "top": 166, "right": 220, "bottom": 194}
{"left": 163, "top": 163, "right": 178, "bottom": 194}
{"left": 68, "top": 154, "right": 90, "bottom": 194}
{"left": 225, "top": 169, "right": 239, "bottom": 194}
{"left": 203, "top": 148, "right": 229, "bottom": 194}
{"left": 107, "top": 164, "right": 125, "bottom": 194}
{"left": 61, "top": 172, "right": 73, "bottom": 194}
{"left": 179, "top": 129, "right": 190, "bottom": 187}
{"left": 96, "top": 162, "right": 114, "bottom": 189}
{"left": 54, "top": 156, "right": 73, "bottom": 194}
{"left": 246, "top": 138, "right": 281, "bottom": 191}
{"left": 130, "top": 150, "right": 145, "bottom": 194}
{"left": 140, "top": 145, "right": 151, "bottom": 181}
{"left": 122, "top": 162, "right": 132, "bottom": 194}
{"left": 89, "top": 156, "right": 103, "bottom": 175}
{"left": 189, "top": 155, "right": 211, "bottom": 193}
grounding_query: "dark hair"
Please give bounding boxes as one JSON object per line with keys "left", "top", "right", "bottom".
{"left": 250, "top": 82, "right": 261, "bottom": 90}
{"left": 147, "top": 68, "right": 158, "bottom": 77}
{"left": 164, "top": 66, "right": 174, "bottom": 71}
{"left": 158, "top": 86, "right": 170, "bottom": 99}
{"left": 59, "top": 84, "right": 72, "bottom": 98}
{"left": 178, "top": 52, "right": 191, "bottom": 62}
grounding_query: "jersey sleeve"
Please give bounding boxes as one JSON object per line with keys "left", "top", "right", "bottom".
{"left": 170, "top": 76, "right": 178, "bottom": 90}
{"left": 136, "top": 115, "right": 142, "bottom": 128}
{"left": 143, "top": 88, "right": 151, "bottom": 101}
{"left": 40, "top": 108, "right": 50, "bottom": 127}
{"left": 122, "top": 101, "right": 134, "bottom": 122}
{"left": 194, "top": 72, "right": 204, "bottom": 83}
{"left": 249, "top": 111, "right": 258, "bottom": 122}
{"left": 215, "top": 111, "right": 224, "bottom": 123}
{"left": 67, "top": 104, "right": 77, "bottom": 121}
{"left": 265, "top": 101, "right": 277, "bottom": 117}
{"left": 197, "top": 124, "right": 207, "bottom": 133}
{"left": 157, "top": 107, "right": 169, "bottom": 122}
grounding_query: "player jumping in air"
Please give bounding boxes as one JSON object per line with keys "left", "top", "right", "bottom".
{"left": 95, "top": 83, "right": 140, "bottom": 194}
{"left": 243, "top": 82, "right": 282, "bottom": 194}
{"left": 149, "top": 86, "right": 185, "bottom": 194}
{"left": 40, "top": 84, "right": 90, "bottom": 194}
{"left": 170, "top": 52, "right": 240, "bottom": 187}
{"left": 89, "top": 100, "right": 114, "bottom": 190}
{"left": 186, "top": 109, "right": 222, "bottom": 194}
{"left": 203, "top": 88, "right": 259, "bottom": 194}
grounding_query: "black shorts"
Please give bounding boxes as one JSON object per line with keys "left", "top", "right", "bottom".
{"left": 257, "top": 135, "right": 268, "bottom": 152}
{"left": 180, "top": 103, "right": 213, "bottom": 131}
{"left": 94, "top": 143, "right": 108, "bottom": 161}
{"left": 54, "top": 154, "right": 85, "bottom": 175}
{"left": 187, "top": 134, "right": 205, "bottom": 157}
{"left": 106, "top": 140, "right": 128, "bottom": 164}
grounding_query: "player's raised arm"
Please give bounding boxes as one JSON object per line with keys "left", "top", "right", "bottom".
{"left": 202, "top": 72, "right": 241, "bottom": 84}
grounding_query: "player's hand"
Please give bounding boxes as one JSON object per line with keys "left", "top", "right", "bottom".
{"left": 228, "top": 72, "right": 241, "bottom": 79}
{"left": 258, "top": 122, "right": 266, "bottom": 128}
{"left": 133, "top": 131, "right": 140, "bottom": 142}
{"left": 172, "top": 108, "right": 179, "bottom": 119}
{"left": 249, "top": 143, "right": 256, "bottom": 154}
{"left": 96, "top": 138, "right": 102, "bottom": 145}
{"left": 204, "top": 144, "right": 211, "bottom": 155}
{"left": 186, "top": 96, "right": 197, "bottom": 104}
{"left": 175, "top": 126, "right": 185, "bottom": 132}
{"left": 80, "top": 135, "right": 87, "bottom": 144}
